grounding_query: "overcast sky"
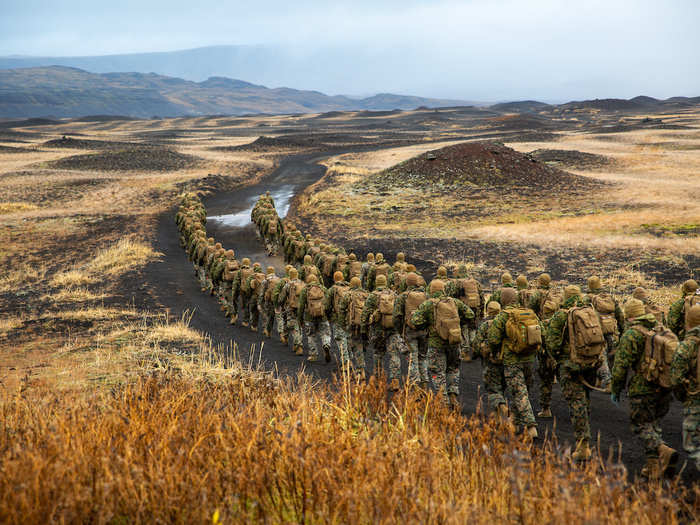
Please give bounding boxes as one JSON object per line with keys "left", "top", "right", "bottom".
{"left": 1, "top": 0, "right": 699, "bottom": 101}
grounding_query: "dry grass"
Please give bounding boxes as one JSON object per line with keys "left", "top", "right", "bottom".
{"left": 43, "top": 287, "right": 107, "bottom": 303}
{"left": 0, "top": 262, "right": 46, "bottom": 293}
{"left": 50, "top": 269, "right": 95, "bottom": 288}
{"left": 88, "top": 237, "right": 161, "bottom": 276}
{"left": 0, "top": 316, "right": 23, "bottom": 335}
{"left": 0, "top": 202, "right": 39, "bottom": 214}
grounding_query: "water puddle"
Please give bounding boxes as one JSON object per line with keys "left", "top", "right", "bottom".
{"left": 207, "top": 185, "right": 296, "bottom": 227}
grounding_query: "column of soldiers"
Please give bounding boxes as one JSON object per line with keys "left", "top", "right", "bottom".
{"left": 177, "top": 192, "right": 700, "bottom": 480}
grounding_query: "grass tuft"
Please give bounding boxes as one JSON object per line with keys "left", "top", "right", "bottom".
{"left": 89, "top": 237, "right": 161, "bottom": 277}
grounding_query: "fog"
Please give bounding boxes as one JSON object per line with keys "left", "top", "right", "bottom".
{"left": 1, "top": 0, "right": 698, "bottom": 101}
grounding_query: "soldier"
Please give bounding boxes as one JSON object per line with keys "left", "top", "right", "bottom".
{"left": 299, "top": 254, "right": 320, "bottom": 283}
{"left": 670, "top": 304, "right": 700, "bottom": 473}
{"left": 410, "top": 279, "right": 474, "bottom": 408}
{"left": 201, "top": 242, "right": 222, "bottom": 291}
{"left": 631, "top": 287, "right": 666, "bottom": 326}
{"left": 586, "top": 276, "right": 624, "bottom": 368}
{"left": 206, "top": 246, "right": 227, "bottom": 295}
{"left": 368, "top": 253, "right": 392, "bottom": 292}
{"left": 297, "top": 274, "right": 332, "bottom": 362}
{"left": 394, "top": 252, "right": 408, "bottom": 271}
{"left": 244, "top": 262, "right": 266, "bottom": 332}
{"left": 345, "top": 253, "right": 363, "bottom": 282}
{"left": 361, "top": 274, "right": 403, "bottom": 389}
{"left": 340, "top": 277, "right": 369, "bottom": 375}
{"left": 231, "top": 258, "right": 252, "bottom": 327}
{"left": 257, "top": 266, "right": 279, "bottom": 338}
{"left": 612, "top": 298, "right": 679, "bottom": 479}
{"left": 278, "top": 267, "right": 305, "bottom": 355}
{"left": 326, "top": 271, "right": 352, "bottom": 370}
{"left": 546, "top": 285, "right": 607, "bottom": 462}
{"left": 472, "top": 301, "right": 505, "bottom": 416}
{"left": 488, "top": 298, "right": 542, "bottom": 439}
{"left": 516, "top": 275, "right": 535, "bottom": 308}
{"left": 218, "top": 250, "right": 239, "bottom": 316}
{"left": 446, "top": 264, "right": 484, "bottom": 362}
{"left": 272, "top": 265, "right": 293, "bottom": 344}
{"left": 360, "top": 253, "right": 376, "bottom": 290}
{"left": 393, "top": 272, "right": 429, "bottom": 387}
{"left": 668, "top": 279, "right": 700, "bottom": 339}
{"left": 490, "top": 272, "right": 517, "bottom": 308}
{"left": 389, "top": 262, "right": 408, "bottom": 292}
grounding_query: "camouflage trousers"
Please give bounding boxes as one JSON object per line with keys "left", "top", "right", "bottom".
{"left": 537, "top": 353, "right": 557, "bottom": 410}
{"left": 348, "top": 330, "right": 366, "bottom": 372}
{"left": 332, "top": 323, "right": 351, "bottom": 370}
{"left": 404, "top": 327, "right": 428, "bottom": 385}
{"left": 197, "top": 266, "right": 207, "bottom": 288}
{"left": 369, "top": 326, "right": 403, "bottom": 382}
{"left": 275, "top": 308, "right": 287, "bottom": 341}
{"left": 682, "top": 403, "right": 700, "bottom": 470}
{"left": 597, "top": 350, "right": 612, "bottom": 388}
{"left": 629, "top": 391, "right": 672, "bottom": 460}
{"left": 484, "top": 359, "right": 507, "bottom": 412}
{"left": 285, "top": 309, "right": 303, "bottom": 348}
{"left": 504, "top": 362, "right": 536, "bottom": 428}
{"left": 428, "top": 344, "right": 460, "bottom": 401}
{"left": 259, "top": 300, "right": 275, "bottom": 335}
{"left": 559, "top": 364, "right": 598, "bottom": 444}
{"left": 303, "top": 317, "right": 332, "bottom": 359}
{"left": 228, "top": 291, "right": 240, "bottom": 318}
{"left": 240, "top": 292, "right": 254, "bottom": 326}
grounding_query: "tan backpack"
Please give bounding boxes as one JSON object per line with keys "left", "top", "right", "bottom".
{"left": 348, "top": 289, "right": 369, "bottom": 327}
{"left": 348, "top": 260, "right": 362, "bottom": 279}
{"left": 294, "top": 241, "right": 306, "bottom": 260}
{"left": 288, "top": 280, "right": 304, "bottom": 310}
{"left": 504, "top": 308, "right": 542, "bottom": 354}
{"left": 460, "top": 279, "right": 481, "bottom": 309}
{"left": 634, "top": 325, "right": 678, "bottom": 388}
{"left": 307, "top": 284, "right": 326, "bottom": 317}
{"left": 240, "top": 267, "right": 253, "bottom": 292}
{"left": 322, "top": 255, "right": 335, "bottom": 277}
{"left": 540, "top": 288, "right": 563, "bottom": 320}
{"left": 518, "top": 289, "right": 535, "bottom": 309}
{"left": 592, "top": 293, "right": 617, "bottom": 335}
{"left": 264, "top": 276, "right": 280, "bottom": 302}
{"left": 378, "top": 290, "right": 396, "bottom": 329}
{"left": 375, "top": 263, "right": 390, "bottom": 280}
{"left": 567, "top": 306, "right": 606, "bottom": 366}
{"left": 250, "top": 272, "right": 266, "bottom": 292}
{"left": 684, "top": 294, "right": 700, "bottom": 332}
{"left": 333, "top": 283, "right": 350, "bottom": 314}
{"left": 222, "top": 260, "right": 240, "bottom": 281}
{"left": 433, "top": 298, "right": 462, "bottom": 344}
{"left": 268, "top": 219, "right": 278, "bottom": 236}
{"left": 499, "top": 287, "right": 517, "bottom": 307}
{"left": 405, "top": 289, "right": 427, "bottom": 330}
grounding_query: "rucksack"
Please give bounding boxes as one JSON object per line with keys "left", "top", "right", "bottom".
{"left": 392, "top": 271, "right": 407, "bottom": 291}
{"left": 645, "top": 303, "right": 665, "bottom": 325}
{"left": 267, "top": 220, "right": 278, "bottom": 236}
{"left": 518, "top": 289, "right": 535, "bottom": 309}
{"left": 592, "top": 293, "right": 618, "bottom": 335}
{"left": 684, "top": 294, "right": 700, "bottom": 332}
{"left": 433, "top": 298, "right": 462, "bottom": 344}
{"left": 375, "top": 263, "right": 390, "bottom": 280}
{"left": 567, "top": 306, "right": 606, "bottom": 366}
{"left": 504, "top": 308, "right": 542, "bottom": 354}
{"left": 264, "top": 276, "right": 280, "bottom": 301}
{"left": 240, "top": 267, "right": 253, "bottom": 292}
{"left": 633, "top": 325, "right": 678, "bottom": 389}
{"left": 307, "top": 284, "right": 325, "bottom": 317}
{"left": 322, "top": 255, "right": 335, "bottom": 276}
{"left": 294, "top": 241, "right": 306, "bottom": 260}
{"left": 250, "top": 272, "right": 265, "bottom": 292}
{"left": 540, "top": 288, "right": 563, "bottom": 320}
{"left": 378, "top": 290, "right": 396, "bottom": 329}
{"left": 333, "top": 283, "right": 350, "bottom": 314}
{"left": 222, "top": 260, "right": 239, "bottom": 281}
{"left": 348, "top": 260, "right": 362, "bottom": 279}
{"left": 499, "top": 287, "right": 517, "bottom": 307}
{"left": 405, "top": 289, "right": 427, "bottom": 330}
{"left": 288, "top": 280, "right": 304, "bottom": 310}
{"left": 348, "top": 289, "right": 369, "bottom": 327}
{"left": 460, "top": 279, "right": 481, "bottom": 309}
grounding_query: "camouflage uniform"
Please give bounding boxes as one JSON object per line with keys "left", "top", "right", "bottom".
{"left": 410, "top": 285, "right": 474, "bottom": 404}
{"left": 339, "top": 280, "right": 368, "bottom": 373}
{"left": 272, "top": 270, "right": 291, "bottom": 344}
{"left": 360, "top": 254, "right": 375, "bottom": 290}
{"left": 668, "top": 280, "right": 700, "bottom": 339}
{"left": 326, "top": 276, "right": 352, "bottom": 369}
{"left": 671, "top": 325, "right": 700, "bottom": 471}
{"left": 297, "top": 279, "right": 332, "bottom": 361}
{"left": 528, "top": 277, "right": 559, "bottom": 416}
{"left": 612, "top": 309, "right": 674, "bottom": 470}
{"left": 393, "top": 279, "right": 429, "bottom": 385}
{"left": 472, "top": 309, "right": 504, "bottom": 412}
{"left": 586, "top": 279, "right": 623, "bottom": 379}
{"left": 278, "top": 274, "right": 305, "bottom": 353}
{"left": 446, "top": 266, "right": 485, "bottom": 360}
{"left": 244, "top": 264, "right": 265, "bottom": 331}
{"left": 257, "top": 269, "right": 279, "bottom": 338}
{"left": 231, "top": 260, "right": 251, "bottom": 326}
{"left": 299, "top": 255, "right": 320, "bottom": 284}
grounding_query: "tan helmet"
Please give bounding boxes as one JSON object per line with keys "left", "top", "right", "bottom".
{"left": 632, "top": 287, "right": 648, "bottom": 301}
{"left": 367, "top": 253, "right": 375, "bottom": 263}
{"left": 333, "top": 271, "right": 344, "bottom": 283}
{"left": 267, "top": 266, "right": 275, "bottom": 275}
{"left": 392, "top": 262, "right": 403, "bottom": 271}
{"left": 406, "top": 272, "right": 419, "bottom": 287}
{"left": 686, "top": 304, "right": 700, "bottom": 329}
{"left": 396, "top": 252, "right": 405, "bottom": 262}
{"left": 242, "top": 258, "right": 251, "bottom": 266}
{"left": 306, "top": 234, "right": 312, "bottom": 241}
{"left": 682, "top": 279, "right": 699, "bottom": 295}
{"left": 215, "top": 242, "right": 222, "bottom": 250}
{"left": 624, "top": 298, "right": 645, "bottom": 320}
{"left": 516, "top": 275, "right": 528, "bottom": 290}
{"left": 304, "top": 255, "right": 312, "bottom": 265}
{"left": 225, "top": 249, "right": 235, "bottom": 258}
{"left": 349, "top": 253, "right": 357, "bottom": 261}
{"left": 501, "top": 272, "right": 513, "bottom": 285}
{"left": 375, "top": 274, "right": 388, "bottom": 287}
{"left": 407, "top": 264, "right": 417, "bottom": 272}
{"left": 376, "top": 253, "right": 384, "bottom": 263}
{"left": 207, "top": 237, "right": 215, "bottom": 244}
{"left": 253, "top": 262, "right": 262, "bottom": 272}
{"left": 350, "top": 277, "right": 361, "bottom": 288}
{"left": 320, "top": 243, "right": 327, "bottom": 251}
{"left": 306, "top": 273, "right": 319, "bottom": 284}
{"left": 486, "top": 301, "right": 502, "bottom": 317}
{"left": 437, "top": 266, "right": 448, "bottom": 278}
{"left": 538, "top": 273, "right": 551, "bottom": 288}
{"left": 587, "top": 276, "right": 602, "bottom": 292}
{"left": 564, "top": 284, "right": 581, "bottom": 300}
{"left": 289, "top": 267, "right": 299, "bottom": 279}
{"left": 429, "top": 279, "right": 445, "bottom": 294}
{"left": 455, "top": 263, "right": 468, "bottom": 277}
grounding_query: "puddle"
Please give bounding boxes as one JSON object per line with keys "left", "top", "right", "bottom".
{"left": 207, "top": 185, "right": 296, "bottom": 227}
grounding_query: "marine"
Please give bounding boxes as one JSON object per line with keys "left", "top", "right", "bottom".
{"left": 393, "top": 272, "right": 429, "bottom": 387}
{"left": 278, "top": 267, "right": 305, "bottom": 355}
{"left": 668, "top": 279, "right": 700, "bottom": 339}
{"left": 472, "top": 301, "right": 505, "bottom": 416}
{"left": 257, "top": 266, "right": 279, "bottom": 338}
{"left": 297, "top": 274, "right": 332, "bottom": 362}
{"left": 326, "top": 271, "right": 352, "bottom": 371}
{"left": 446, "top": 264, "right": 484, "bottom": 362}
{"left": 339, "top": 277, "right": 369, "bottom": 375}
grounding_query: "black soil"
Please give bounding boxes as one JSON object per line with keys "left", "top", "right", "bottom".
{"left": 528, "top": 148, "right": 615, "bottom": 170}
{"left": 46, "top": 147, "right": 202, "bottom": 172}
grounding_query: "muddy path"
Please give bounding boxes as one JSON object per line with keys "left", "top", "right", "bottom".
{"left": 145, "top": 151, "right": 698, "bottom": 483}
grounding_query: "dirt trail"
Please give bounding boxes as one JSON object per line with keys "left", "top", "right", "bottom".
{"left": 145, "top": 151, "right": 697, "bottom": 483}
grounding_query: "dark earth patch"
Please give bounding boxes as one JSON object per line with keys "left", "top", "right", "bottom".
{"left": 46, "top": 147, "right": 202, "bottom": 172}
{"left": 528, "top": 148, "right": 615, "bottom": 169}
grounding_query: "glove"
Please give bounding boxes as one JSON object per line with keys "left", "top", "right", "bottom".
{"left": 610, "top": 392, "right": 620, "bottom": 406}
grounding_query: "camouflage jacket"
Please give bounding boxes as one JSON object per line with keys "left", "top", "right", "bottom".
{"left": 611, "top": 315, "right": 665, "bottom": 397}
{"left": 325, "top": 282, "right": 350, "bottom": 327}
{"left": 297, "top": 283, "right": 329, "bottom": 323}
{"left": 299, "top": 264, "right": 320, "bottom": 283}
{"left": 230, "top": 265, "right": 250, "bottom": 299}
{"left": 409, "top": 291, "right": 474, "bottom": 350}
{"left": 488, "top": 308, "right": 542, "bottom": 365}
{"left": 244, "top": 271, "right": 265, "bottom": 299}
{"left": 489, "top": 284, "right": 516, "bottom": 308}
{"left": 527, "top": 287, "right": 549, "bottom": 316}
{"left": 472, "top": 317, "right": 496, "bottom": 361}
{"left": 392, "top": 286, "right": 428, "bottom": 333}
{"left": 545, "top": 295, "right": 597, "bottom": 371}
{"left": 445, "top": 278, "right": 485, "bottom": 321}
{"left": 360, "top": 262, "right": 375, "bottom": 289}
{"left": 257, "top": 275, "right": 279, "bottom": 309}
{"left": 339, "top": 288, "right": 368, "bottom": 334}
{"left": 669, "top": 295, "right": 689, "bottom": 338}
{"left": 671, "top": 327, "right": 700, "bottom": 406}
{"left": 361, "top": 286, "right": 397, "bottom": 334}
{"left": 367, "top": 263, "right": 393, "bottom": 291}
{"left": 278, "top": 278, "right": 303, "bottom": 312}
{"left": 271, "top": 277, "right": 289, "bottom": 309}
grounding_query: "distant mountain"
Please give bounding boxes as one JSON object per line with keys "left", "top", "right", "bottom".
{"left": 0, "top": 66, "right": 469, "bottom": 118}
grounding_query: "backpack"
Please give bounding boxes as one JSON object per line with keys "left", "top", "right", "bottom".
{"left": 433, "top": 298, "right": 462, "bottom": 344}
{"left": 264, "top": 276, "right": 280, "bottom": 301}
{"left": 634, "top": 325, "right": 678, "bottom": 388}
{"left": 567, "top": 306, "right": 606, "bottom": 366}
{"left": 592, "top": 293, "right": 618, "bottom": 335}
{"left": 288, "top": 280, "right": 304, "bottom": 310}
{"left": 540, "top": 288, "right": 563, "bottom": 320}
{"left": 392, "top": 271, "right": 407, "bottom": 291}
{"left": 348, "top": 289, "right": 369, "bottom": 327}
{"left": 240, "top": 267, "right": 253, "bottom": 292}
{"left": 499, "top": 287, "right": 517, "bottom": 307}
{"left": 504, "top": 308, "right": 542, "bottom": 354}
{"left": 333, "top": 283, "right": 350, "bottom": 314}
{"left": 405, "top": 289, "right": 427, "bottom": 330}
{"left": 460, "top": 279, "right": 481, "bottom": 309}
{"left": 307, "top": 284, "right": 325, "bottom": 317}
{"left": 518, "top": 289, "right": 535, "bottom": 309}
{"left": 375, "top": 263, "right": 390, "bottom": 280}
{"left": 267, "top": 219, "right": 278, "bottom": 236}
{"left": 322, "top": 255, "right": 335, "bottom": 277}
{"left": 684, "top": 294, "right": 700, "bottom": 332}
{"left": 378, "top": 290, "right": 396, "bottom": 329}
{"left": 250, "top": 272, "right": 265, "bottom": 292}
{"left": 348, "top": 260, "right": 362, "bottom": 279}
{"left": 645, "top": 303, "right": 665, "bottom": 326}
{"left": 222, "top": 260, "right": 239, "bottom": 281}
{"left": 294, "top": 241, "right": 306, "bottom": 260}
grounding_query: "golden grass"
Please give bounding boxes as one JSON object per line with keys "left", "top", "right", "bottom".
{"left": 0, "top": 316, "right": 23, "bottom": 335}
{"left": 0, "top": 263, "right": 46, "bottom": 293}
{"left": 88, "top": 237, "right": 161, "bottom": 276}
{"left": 49, "top": 269, "right": 95, "bottom": 288}
{"left": 0, "top": 202, "right": 39, "bottom": 214}
{"left": 43, "top": 287, "right": 107, "bottom": 303}
{"left": 49, "top": 306, "right": 138, "bottom": 322}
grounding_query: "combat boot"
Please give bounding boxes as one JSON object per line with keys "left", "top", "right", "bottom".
{"left": 572, "top": 440, "right": 592, "bottom": 462}
{"left": 641, "top": 457, "right": 661, "bottom": 480}
{"left": 241, "top": 321, "right": 249, "bottom": 328}
{"left": 497, "top": 403, "right": 510, "bottom": 420}
{"left": 280, "top": 334, "right": 288, "bottom": 345}
{"left": 294, "top": 345, "right": 304, "bottom": 356}
{"left": 230, "top": 315, "right": 238, "bottom": 325}
{"left": 389, "top": 378, "right": 400, "bottom": 392}
{"left": 657, "top": 444, "right": 679, "bottom": 477}
{"left": 263, "top": 328, "right": 270, "bottom": 338}
{"left": 537, "top": 408, "right": 552, "bottom": 419}
{"left": 448, "top": 393, "right": 460, "bottom": 410}
{"left": 250, "top": 325, "right": 257, "bottom": 333}
{"left": 323, "top": 345, "right": 331, "bottom": 363}
{"left": 526, "top": 426, "right": 539, "bottom": 440}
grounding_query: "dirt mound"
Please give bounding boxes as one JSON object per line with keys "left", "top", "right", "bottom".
{"left": 227, "top": 133, "right": 386, "bottom": 152}
{"left": 0, "top": 144, "right": 34, "bottom": 153}
{"left": 528, "top": 149, "right": 614, "bottom": 170}
{"left": 42, "top": 137, "right": 152, "bottom": 150}
{"left": 363, "top": 141, "right": 602, "bottom": 191}
{"left": 46, "top": 147, "right": 201, "bottom": 172}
